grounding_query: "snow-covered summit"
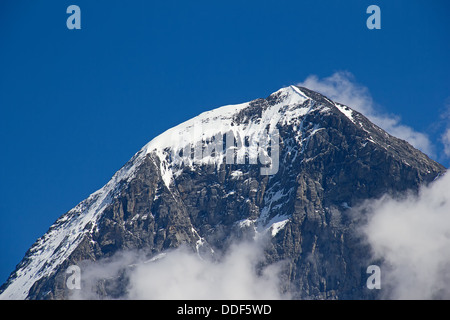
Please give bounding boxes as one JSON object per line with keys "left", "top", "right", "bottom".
{"left": 141, "top": 85, "right": 350, "bottom": 188}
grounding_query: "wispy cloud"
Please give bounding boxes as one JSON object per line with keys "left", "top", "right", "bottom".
{"left": 440, "top": 99, "right": 450, "bottom": 159}
{"left": 297, "top": 71, "right": 435, "bottom": 157}
{"left": 70, "top": 238, "right": 288, "bottom": 300}
{"left": 127, "top": 241, "right": 287, "bottom": 300}
{"left": 359, "top": 172, "right": 450, "bottom": 299}
{"left": 442, "top": 129, "right": 450, "bottom": 158}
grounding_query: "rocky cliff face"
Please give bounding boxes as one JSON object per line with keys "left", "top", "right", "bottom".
{"left": 0, "top": 86, "right": 445, "bottom": 300}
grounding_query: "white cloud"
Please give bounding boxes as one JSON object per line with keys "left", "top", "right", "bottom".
{"left": 440, "top": 100, "right": 450, "bottom": 160}
{"left": 68, "top": 250, "right": 138, "bottom": 300}
{"left": 297, "top": 72, "right": 434, "bottom": 157}
{"left": 127, "top": 241, "right": 286, "bottom": 300}
{"left": 442, "top": 129, "right": 450, "bottom": 158}
{"left": 360, "top": 172, "right": 450, "bottom": 299}
{"left": 70, "top": 238, "right": 288, "bottom": 300}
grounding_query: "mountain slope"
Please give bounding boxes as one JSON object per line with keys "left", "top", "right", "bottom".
{"left": 0, "top": 85, "right": 445, "bottom": 299}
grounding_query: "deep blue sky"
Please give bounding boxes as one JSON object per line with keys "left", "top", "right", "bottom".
{"left": 1, "top": 0, "right": 449, "bottom": 284}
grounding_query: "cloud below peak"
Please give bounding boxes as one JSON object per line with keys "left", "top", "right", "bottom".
{"left": 69, "top": 239, "right": 288, "bottom": 300}
{"left": 359, "top": 172, "right": 450, "bottom": 299}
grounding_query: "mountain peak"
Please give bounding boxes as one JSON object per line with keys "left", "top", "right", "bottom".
{"left": 0, "top": 85, "right": 445, "bottom": 300}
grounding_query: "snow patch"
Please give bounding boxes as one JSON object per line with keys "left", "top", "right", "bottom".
{"left": 230, "top": 170, "right": 243, "bottom": 179}
{"left": 335, "top": 103, "right": 355, "bottom": 123}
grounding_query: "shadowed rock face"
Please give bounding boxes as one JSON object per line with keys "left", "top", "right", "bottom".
{"left": 1, "top": 86, "right": 445, "bottom": 300}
